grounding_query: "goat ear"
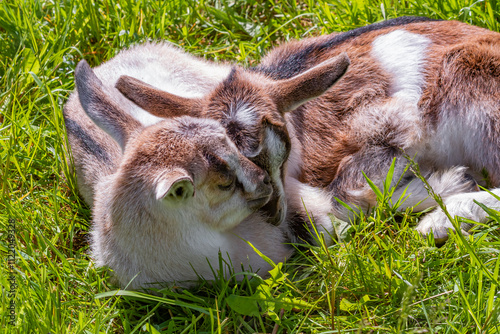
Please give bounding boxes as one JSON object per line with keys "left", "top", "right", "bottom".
{"left": 116, "top": 75, "right": 201, "bottom": 118}
{"left": 75, "top": 60, "right": 142, "bottom": 149}
{"left": 156, "top": 169, "right": 195, "bottom": 202}
{"left": 270, "top": 52, "right": 350, "bottom": 112}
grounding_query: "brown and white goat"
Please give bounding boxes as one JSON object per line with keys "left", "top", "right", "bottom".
{"left": 118, "top": 17, "right": 500, "bottom": 244}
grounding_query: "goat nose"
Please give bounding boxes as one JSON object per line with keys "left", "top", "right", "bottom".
{"left": 263, "top": 173, "right": 271, "bottom": 185}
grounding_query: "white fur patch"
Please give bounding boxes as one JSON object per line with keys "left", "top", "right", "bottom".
{"left": 371, "top": 30, "right": 431, "bottom": 102}
{"left": 416, "top": 188, "right": 500, "bottom": 242}
{"left": 127, "top": 104, "right": 165, "bottom": 127}
{"left": 100, "top": 42, "right": 231, "bottom": 98}
{"left": 349, "top": 96, "right": 424, "bottom": 149}
{"left": 348, "top": 30, "right": 431, "bottom": 149}
{"left": 231, "top": 102, "right": 258, "bottom": 128}
{"left": 393, "top": 167, "right": 476, "bottom": 212}
{"left": 423, "top": 103, "right": 495, "bottom": 171}
{"left": 285, "top": 114, "right": 302, "bottom": 178}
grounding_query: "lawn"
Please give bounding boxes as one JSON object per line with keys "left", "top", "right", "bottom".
{"left": 1, "top": 0, "right": 500, "bottom": 333}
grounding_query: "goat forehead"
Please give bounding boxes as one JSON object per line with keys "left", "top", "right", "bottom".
{"left": 203, "top": 99, "right": 263, "bottom": 157}
{"left": 133, "top": 118, "right": 230, "bottom": 158}
{"left": 224, "top": 122, "right": 262, "bottom": 158}
{"left": 175, "top": 117, "right": 227, "bottom": 139}
{"left": 218, "top": 152, "right": 241, "bottom": 171}
{"left": 229, "top": 101, "right": 259, "bottom": 128}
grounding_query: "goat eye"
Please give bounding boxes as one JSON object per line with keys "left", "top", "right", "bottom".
{"left": 218, "top": 179, "right": 235, "bottom": 191}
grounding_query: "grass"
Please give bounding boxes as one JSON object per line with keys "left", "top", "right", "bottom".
{"left": 1, "top": 0, "right": 500, "bottom": 332}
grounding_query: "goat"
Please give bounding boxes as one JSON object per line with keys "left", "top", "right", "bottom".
{"left": 118, "top": 17, "right": 500, "bottom": 245}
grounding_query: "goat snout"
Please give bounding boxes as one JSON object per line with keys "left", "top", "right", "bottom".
{"left": 247, "top": 196, "right": 271, "bottom": 212}
{"left": 245, "top": 174, "right": 273, "bottom": 211}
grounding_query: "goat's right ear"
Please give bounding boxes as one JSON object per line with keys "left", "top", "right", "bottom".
{"left": 269, "top": 53, "right": 350, "bottom": 113}
{"left": 156, "top": 169, "right": 195, "bottom": 202}
{"left": 75, "top": 60, "right": 142, "bottom": 149}
{"left": 116, "top": 75, "right": 201, "bottom": 119}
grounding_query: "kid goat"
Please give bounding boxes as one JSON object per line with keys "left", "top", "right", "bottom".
{"left": 64, "top": 43, "right": 348, "bottom": 288}
{"left": 118, "top": 16, "right": 500, "bottom": 245}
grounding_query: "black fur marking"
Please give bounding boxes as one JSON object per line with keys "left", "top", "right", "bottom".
{"left": 203, "top": 151, "right": 231, "bottom": 175}
{"left": 249, "top": 146, "right": 271, "bottom": 173}
{"left": 223, "top": 67, "right": 238, "bottom": 86}
{"left": 288, "top": 211, "right": 315, "bottom": 244}
{"left": 253, "top": 16, "right": 440, "bottom": 80}
{"left": 395, "top": 173, "right": 416, "bottom": 191}
{"left": 64, "top": 117, "right": 111, "bottom": 164}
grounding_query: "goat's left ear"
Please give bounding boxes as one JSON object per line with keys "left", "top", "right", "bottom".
{"left": 156, "top": 169, "right": 195, "bottom": 202}
{"left": 116, "top": 75, "right": 202, "bottom": 118}
{"left": 75, "top": 60, "right": 142, "bottom": 150}
{"left": 270, "top": 53, "right": 350, "bottom": 113}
